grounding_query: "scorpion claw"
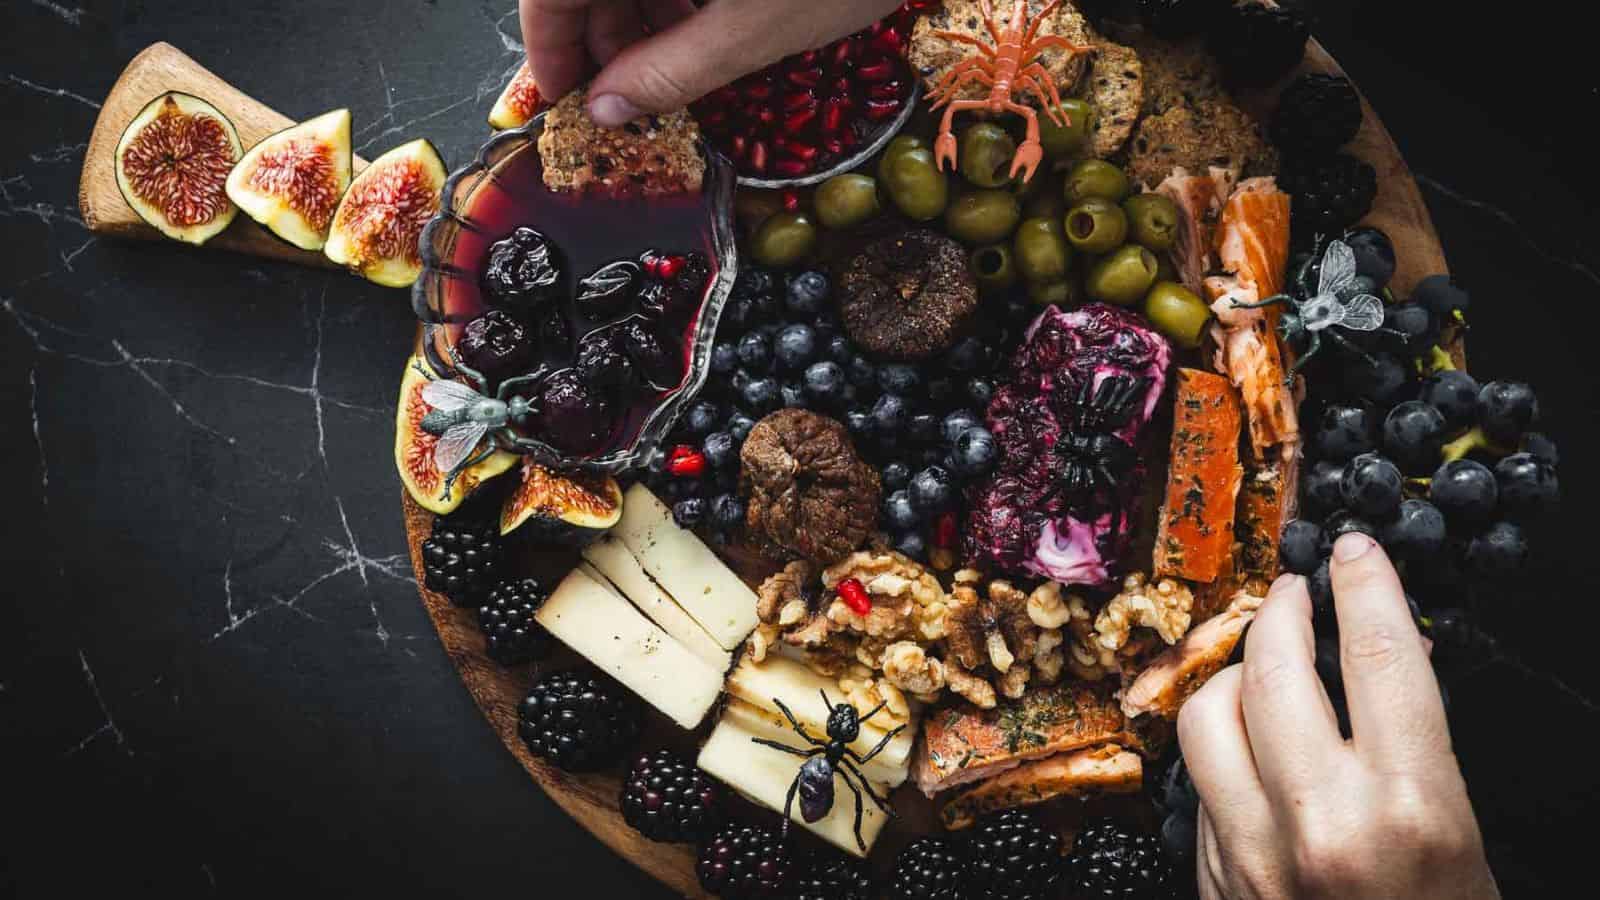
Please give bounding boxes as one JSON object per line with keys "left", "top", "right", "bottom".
{"left": 934, "top": 131, "right": 958, "bottom": 173}
{"left": 1009, "top": 141, "right": 1043, "bottom": 184}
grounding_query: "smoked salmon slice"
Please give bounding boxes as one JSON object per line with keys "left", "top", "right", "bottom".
{"left": 1154, "top": 368, "right": 1244, "bottom": 583}
{"left": 1122, "top": 590, "right": 1263, "bottom": 720}
{"left": 938, "top": 744, "right": 1143, "bottom": 830}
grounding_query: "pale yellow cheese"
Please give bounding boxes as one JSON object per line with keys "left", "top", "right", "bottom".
{"left": 698, "top": 713, "right": 890, "bottom": 857}
{"left": 614, "top": 484, "right": 759, "bottom": 651}
{"left": 579, "top": 537, "right": 733, "bottom": 673}
{"left": 537, "top": 568, "right": 723, "bottom": 730}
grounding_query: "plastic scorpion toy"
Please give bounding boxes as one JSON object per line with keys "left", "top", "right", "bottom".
{"left": 927, "top": 0, "right": 1092, "bottom": 183}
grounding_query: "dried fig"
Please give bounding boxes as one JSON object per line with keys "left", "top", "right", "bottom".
{"left": 837, "top": 229, "right": 978, "bottom": 361}
{"left": 741, "top": 409, "right": 881, "bottom": 564}
{"left": 114, "top": 92, "right": 242, "bottom": 245}
{"left": 225, "top": 108, "right": 352, "bottom": 250}
{"left": 324, "top": 138, "right": 445, "bottom": 287}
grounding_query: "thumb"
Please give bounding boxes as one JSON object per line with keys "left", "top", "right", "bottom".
{"left": 586, "top": 0, "right": 899, "bottom": 125}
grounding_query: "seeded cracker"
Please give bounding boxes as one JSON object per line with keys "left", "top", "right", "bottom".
{"left": 537, "top": 87, "right": 703, "bottom": 195}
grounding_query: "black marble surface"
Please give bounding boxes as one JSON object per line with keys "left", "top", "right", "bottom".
{"left": 3, "top": 1, "right": 1596, "bottom": 896}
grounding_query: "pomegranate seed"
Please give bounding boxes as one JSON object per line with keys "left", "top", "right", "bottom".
{"left": 750, "top": 104, "right": 776, "bottom": 127}
{"left": 743, "top": 81, "right": 774, "bottom": 101}
{"left": 872, "top": 26, "right": 904, "bottom": 55}
{"left": 831, "top": 40, "right": 854, "bottom": 67}
{"left": 837, "top": 578, "right": 871, "bottom": 616}
{"left": 823, "top": 136, "right": 846, "bottom": 155}
{"left": 837, "top": 129, "right": 859, "bottom": 149}
{"left": 858, "top": 56, "right": 895, "bottom": 82}
{"left": 666, "top": 445, "right": 706, "bottom": 477}
{"left": 656, "top": 255, "right": 685, "bottom": 281}
{"left": 781, "top": 190, "right": 801, "bottom": 212}
{"left": 730, "top": 134, "right": 748, "bottom": 158}
{"left": 829, "top": 76, "right": 854, "bottom": 98}
{"left": 868, "top": 80, "right": 904, "bottom": 101}
{"left": 748, "top": 140, "right": 769, "bottom": 173}
{"left": 782, "top": 91, "right": 816, "bottom": 112}
{"left": 867, "top": 20, "right": 885, "bottom": 36}
{"left": 934, "top": 512, "right": 958, "bottom": 550}
{"left": 698, "top": 108, "right": 729, "bottom": 128}
{"left": 865, "top": 98, "right": 902, "bottom": 120}
{"left": 786, "top": 67, "right": 823, "bottom": 88}
{"left": 821, "top": 99, "right": 848, "bottom": 133}
{"left": 792, "top": 49, "right": 820, "bottom": 68}
{"left": 773, "top": 158, "right": 811, "bottom": 177}
{"left": 782, "top": 139, "right": 819, "bottom": 161}
{"left": 783, "top": 107, "right": 817, "bottom": 134}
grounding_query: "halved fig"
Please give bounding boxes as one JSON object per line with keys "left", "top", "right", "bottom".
{"left": 500, "top": 459, "right": 623, "bottom": 544}
{"left": 488, "top": 62, "right": 543, "bottom": 130}
{"left": 114, "top": 92, "right": 242, "bottom": 245}
{"left": 395, "top": 355, "right": 517, "bottom": 514}
{"left": 225, "top": 108, "right": 352, "bottom": 250}
{"left": 323, "top": 138, "right": 446, "bottom": 288}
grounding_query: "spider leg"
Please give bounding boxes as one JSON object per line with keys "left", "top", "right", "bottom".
{"left": 928, "top": 69, "right": 991, "bottom": 111}
{"left": 930, "top": 30, "right": 997, "bottom": 57}
{"left": 1229, "top": 293, "right": 1293, "bottom": 311}
{"left": 840, "top": 759, "right": 895, "bottom": 813}
{"left": 855, "top": 699, "right": 888, "bottom": 726}
{"left": 837, "top": 766, "right": 868, "bottom": 853}
{"left": 780, "top": 773, "right": 800, "bottom": 841}
{"left": 927, "top": 57, "right": 990, "bottom": 105}
{"left": 978, "top": 0, "right": 1003, "bottom": 44}
{"left": 847, "top": 724, "right": 906, "bottom": 765}
{"left": 1018, "top": 67, "right": 1067, "bottom": 127}
{"left": 751, "top": 738, "right": 823, "bottom": 758}
{"left": 1022, "top": 0, "right": 1063, "bottom": 47}
{"left": 772, "top": 697, "right": 828, "bottom": 747}
{"left": 1026, "top": 34, "right": 1093, "bottom": 57}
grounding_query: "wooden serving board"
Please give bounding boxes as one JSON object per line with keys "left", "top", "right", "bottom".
{"left": 78, "top": 42, "right": 368, "bottom": 267}
{"left": 400, "top": 38, "right": 1451, "bottom": 898}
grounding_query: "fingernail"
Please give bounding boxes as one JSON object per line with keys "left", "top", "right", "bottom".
{"left": 1268, "top": 573, "right": 1300, "bottom": 594}
{"left": 1332, "top": 532, "right": 1375, "bottom": 562}
{"left": 589, "top": 93, "right": 643, "bottom": 126}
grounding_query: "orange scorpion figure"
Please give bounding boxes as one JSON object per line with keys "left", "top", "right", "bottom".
{"left": 927, "top": 0, "right": 1092, "bottom": 183}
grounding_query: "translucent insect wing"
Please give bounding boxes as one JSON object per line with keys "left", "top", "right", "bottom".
{"left": 1317, "top": 240, "right": 1358, "bottom": 299}
{"left": 422, "top": 379, "right": 482, "bottom": 412}
{"left": 1340, "top": 294, "right": 1386, "bottom": 332}
{"left": 434, "top": 423, "right": 489, "bottom": 474}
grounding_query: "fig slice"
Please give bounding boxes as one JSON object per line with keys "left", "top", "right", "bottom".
{"left": 225, "top": 108, "right": 352, "bottom": 251}
{"left": 395, "top": 354, "right": 517, "bottom": 514}
{"left": 488, "top": 61, "right": 543, "bottom": 130}
{"left": 499, "top": 459, "right": 623, "bottom": 544}
{"left": 113, "top": 91, "right": 243, "bottom": 245}
{"left": 323, "top": 138, "right": 446, "bottom": 288}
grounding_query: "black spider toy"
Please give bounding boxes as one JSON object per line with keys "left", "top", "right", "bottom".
{"left": 752, "top": 691, "right": 903, "bottom": 852}
{"left": 1052, "top": 373, "right": 1150, "bottom": 504}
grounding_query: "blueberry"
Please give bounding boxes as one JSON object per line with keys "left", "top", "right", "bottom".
{"left": 880, "top": 461, "right": 912, "bottom": 492}
{"left": 672, "top": 497, "right": 707, "bottom": 528}
{"left": 923, "top": 446, "right": 950, "bottom": 469}
{"left": 730, "top": 368, "right": 754, "bottom": 394}
{"left": 710, "top": 493, "right": 746, "bottom": 530}
{"left": 846, "top": 354, "right": 877, "bottom": 389}
{"left": 727, "top": 412, "right": 756, "bottom": 442}
{"left": 965, "top": 377, "right": 995, "bottom": 409}
{"left": 732, "top": 268, "right": 776, "bottom": 302}
{"left": 751, "top": 290, "right": 784, "bottom": 323}
{"left": 909, "top": 465, "right": 955, "bottom": 512}
{"left": 781, "top": 380, "right": 807, "bottom": 408}
{"left": 736, "top": 331, "right": 773, "bottom": 373}
{"left": 872, "top": 393, "right": 910, "bottom": 433}
{"left": 825, "top": 334, "right": 853, "bottom": 364}
{"left": 774, "top": 324, "right": 818, "bottom": 372}
{"left": 844, "top": 408, "right": 874, "bottom": 442}
{"left": 740, "top": 376, "right": 782, "bottom": 415}
{"left": 709, "top": 341, "right": 739, "bottom": 375}
{"left": 951, "top": 426, "right": 998, "bottom": 477}
{"left": 877, "top": 364, "right": 922, "bottom": 397}
{"left": 1279, "top": 519, "right": 1327, "bottom": 576}
{"left": 947, "top": 336, "right": 992, "bottom": 373}
{"left": 906, "top": 413, "right": 941, "bottom": 446}
{"left": 926, "top": 377, "right": 957, "bottom": 407}
{"left": 786, "top": 271, "right": 829, "bottom": 316}
{"left": 684, "top": 399, "right": 722, "bottom": 437}
{"left": 883, "top": 490, "right": 921, "bottom": 531}
{"left": 940, "top": 409, "right": 982, "bottom": 446}
{"left": 802, "top": 361, "right": 846, "bottom": 404}
{"left": 702, "top": 431, "right": 738, "bottom": 470}
{"left": 721, "top": 296, "right": 754, "bottom": 333}
{"left": 892, "top": 530, "right": 928, "bottom": 561}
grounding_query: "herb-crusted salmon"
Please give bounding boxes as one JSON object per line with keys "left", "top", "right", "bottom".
{"left": 1122, "top": 590, "right": 1262, "bottom": 720}
{"left": 914, "top": 683, "right": 1139, "bottom": 797}
{"left": 938, "top": 744, "right": 1143, "bottom": 830}
{"left": 1154, "top": 368, "right": 1244, "bottom": 583}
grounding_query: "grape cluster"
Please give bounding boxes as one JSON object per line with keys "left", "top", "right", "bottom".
{"left": 649, "top": 265, "right": 1034, "bottom": 558}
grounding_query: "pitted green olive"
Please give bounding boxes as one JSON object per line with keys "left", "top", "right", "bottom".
{"left": 1064, "top": 197, "right": 1128, "bottom": 254}
{"left": 1085, "top": 244, "right": 1159, "bottom": 306}
{"left": 1013, "top": 217, "right": 1073, "bottom": 284}
{"left": 958, "top": 123, "right": 1018, "bottom": 188}
{"left": 1063, "top": 158, "right": 1130, "bottom": 205}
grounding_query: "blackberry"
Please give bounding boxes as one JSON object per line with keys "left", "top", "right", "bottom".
{"left": 1138, "top": 0, "right": 1229, "bottom": 38}
{"left": 965, "top": 809, "right": 1063, "bottom": 900}
{"left": 695, "top": 823, "right": 790, "bottom": 899}
{"left": 620, "top": 749, "right": 722, "bottom": 843}
{"left": 1208, "top": 1, "right": 1309, "bottom": 87}
{"left": 421, "top": 517, "right": 501, "bottom": 607}
{"left": 1066, "top": 818, "right": 1176, "bottom": 900}
{"left": 476, "top": 578, "right": 554, "bottom": 664}
{"left": 481, "top": 226, "right": 563, "bottom": 308}
{"left": 517, "top": 669, "right": 641, "bottom": 771}
{"left": 1271, "top": 74, "right": 1363, "bottom": 158}
{"left": 888, "top": 837, "right": 966, "bottom": 900}
{"left": 788, "top": 851, "right": 873, "bottom": 900}
{"left": 1280, "top": 153, "right": 1377, "bottom": 236}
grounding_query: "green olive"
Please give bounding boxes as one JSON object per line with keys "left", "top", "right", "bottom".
{"left": 944, "top": 188, "right": 1022, "bottom": 245}
{"left": 970, "top": 244, "right": 1018, "bottom": 293}
{"left": 958, "top": 123, "right": 1018, "bottom": 189}
{"left": 1064, "top": 197, "right": 1128, "bottom": 254}
{"left": 1143, "top": 280, "right": 1213, "bottom": 349}
{"left": 1010, "top": 165, "right": 1049, "bottom": 203}
{"left": 1122, "top": 193, "right": 1181, "bottom": 252}
{"left": 1013, "top": 217, "right": 1073, "bottom": 284}
{"left": 882, "top": 148, "right": 950, "bottom": 222}
{"left": 1085, "top": 244, "right": 1160, "bottom": 306}
{"left": 1028, "top": 277, "right": 1081, "bottom": 307}
{"left": 751, "top": 211, "right": 818, "bottom": 267}
{"left": 877, "top": 134, "right": 931, "bottom": 182}
{"left": 1063, "top": 158, "right": 1130, "bottom": 205}
{"left": 814, "top": 174, "right": 882, "bottom": 229}
{"left": 1037, "top": 99, "right": 1096, "bottom": 158}
{"left": 1024, "top": 184, "right": 1067, "bottom": 221}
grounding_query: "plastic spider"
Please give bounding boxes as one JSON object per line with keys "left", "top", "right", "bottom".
{"left": 1052, "top": 374, "right": 1149, "bottom": 503}
{"left": 751, "top": 691, "right": 903, "bottom": 852}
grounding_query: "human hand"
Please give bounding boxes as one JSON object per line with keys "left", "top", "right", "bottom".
{"left": 1177, "top": 533, "right": 1500, "bottom": 899}
{"left": 519, "top": 0, "right": 904, "bottom": 126}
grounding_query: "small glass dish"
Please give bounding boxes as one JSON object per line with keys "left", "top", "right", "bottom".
{"left": 735, "top": 81, "right": 921, "bottom": 190}
{"left": 412, "top": 113, "right": 738, "bottom": 475}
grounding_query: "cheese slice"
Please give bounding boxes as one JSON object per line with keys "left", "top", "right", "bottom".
{"left": 721, "top": 698, "right": 908, "bottom": 787}
{"left": 579, "top": 536, "right": 733, "bottom": 673}
{"left": 725, "top": 655, "right": 914, "bottom": 786}
{"left": 613, "top": 484, "right": 759, "bottom": 651}
{"left": 698, "top": 712, "right": 891, "bottom": 857}
{"left": 537, "top": 568, "right": 723, "bottom": 730}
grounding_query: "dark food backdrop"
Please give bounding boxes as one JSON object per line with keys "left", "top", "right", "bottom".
{"left": 2, "top": 1, "right": 1595, "bottom": 896}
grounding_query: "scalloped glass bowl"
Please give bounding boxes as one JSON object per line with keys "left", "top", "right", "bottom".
{"left": 412, "top": 114, "right": 738, "bottom": 474}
